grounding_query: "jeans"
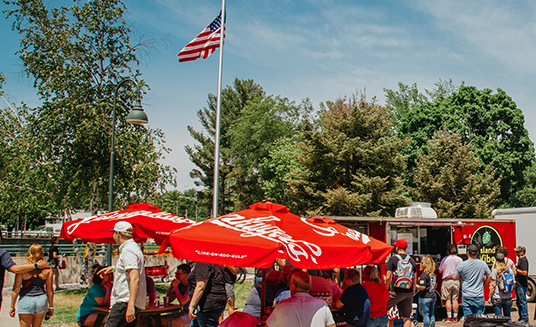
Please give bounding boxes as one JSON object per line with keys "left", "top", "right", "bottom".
{"left": 516, "top": 286, "right": 529, "bottom": 321}
{"left": 419, "top": 297, "right": 436, "bottom": 327}
{"left": 368, "top": 314, "right": 388, "bottom": 327}
{"left": 191, "top": 306, "right": 226, "bottom": 327}
{"left": 492, "top": 298, "right": 512, "bottom": 317}
{"left": 462, "top": 296, "right": 485, "bottom": 316}
{"left": 17, "top": 294, "right": 48, "bottom": 314}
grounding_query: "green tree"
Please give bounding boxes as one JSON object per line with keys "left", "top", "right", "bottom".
{"left": 289, "top": 93, "right": 410, "bottom": 217}
{"left": 410, "top": 131, "right": 500, "bottom": 218}
{"left": 3, "top": 0, "right": 175, "bottom": 217}
{"left": 228, "top": 97, "right": 313, "bottom": 209}
{"left": 187, "top": 78, "right": 312, "bottom": 213}
{"left": 384, "top": 79, "right": 457, "bottom": 127}
{"left": 154, "top": 188, "right": 208, "bottom": 222}
{"left": 0, "top": 74, "right": 50, "bottom": 225}
{"left": 395, "top": 85, "right": 534, "bottom": 206}
{"left": 512, "top": 164, "right": 536, "bottom": 207}
{"left": 260, "top": 134, "right": 305, "bottom": 211}
{"left": 186, "top": 79, "right": 265, "bottom": 215}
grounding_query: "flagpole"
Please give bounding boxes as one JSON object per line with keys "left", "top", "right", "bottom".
{"left": 212, "top": 0, "right": 226, "bottom": 218}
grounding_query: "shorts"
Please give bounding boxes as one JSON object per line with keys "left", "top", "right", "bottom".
{"left": 441, "top": 279, "right": 460, "bottom": 301}
{"left": 77, "top": 314, "right": 91, "bottom": 326}
{"left": 387, "top": 291, "right": 413, "bottom": 318}
{"left": 225, "top": 283, "right": 235, "bottom": 301}
{"left": 18, "top": 294, "right": 48, "bottom": 314}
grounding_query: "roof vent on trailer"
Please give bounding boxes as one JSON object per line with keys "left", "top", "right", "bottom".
{"left": 395, "top": 203, "right": 437, "bottom": 219}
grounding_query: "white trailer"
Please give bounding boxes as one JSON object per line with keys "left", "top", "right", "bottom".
{"left": 492, "top": 207, "right": 536, "bottom": 301}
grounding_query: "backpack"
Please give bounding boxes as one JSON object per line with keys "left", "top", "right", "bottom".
{"left": 393, "top": 254, "right": 414, "bottom": 289}
{"left": 498, "top": 268, "right": 514, "bottom": 293}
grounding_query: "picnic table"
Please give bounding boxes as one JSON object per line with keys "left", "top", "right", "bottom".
{"left": 92, "top": 304, "right": 183, "bottom": 327}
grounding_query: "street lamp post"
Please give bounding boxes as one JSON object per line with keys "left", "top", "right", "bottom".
{"left": 106, "top": 78, "right": 149, "bottom": 266}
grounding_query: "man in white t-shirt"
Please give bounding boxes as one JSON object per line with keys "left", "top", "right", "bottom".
{"left": 102, "top": 221, "right": 147, "bottom": 327}
{"left": 438, "top": 244, "right": 463, "bottom": 323}
{"left": 267, "top": 271, "right": 335, "bottom": 327}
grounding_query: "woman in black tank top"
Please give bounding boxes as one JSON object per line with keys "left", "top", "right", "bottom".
{"left": 9, "top": 244, "right": 54, "bottom": 326}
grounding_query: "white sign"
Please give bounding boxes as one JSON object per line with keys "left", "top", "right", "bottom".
{"left": 397, "top": 232, "right": 413, "bottom": 255}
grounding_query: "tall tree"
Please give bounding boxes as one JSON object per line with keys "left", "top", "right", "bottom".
{"left": 394, "top": 84, "right": 534, "bottom": 206}
{"left": 289, "top": 93, "right": 410, "bottom": 217}
{"left": 0, "top": 73, "right": 50, "bottom": 225}
{"left": 186, "top": 79, "right": 265, "bottom": 215}
{"left": 384, "top": 79, "right": 458, "bottom": 128}
{"left": 227, "top": 97, "right": 312, "bottom": 209}
{"left": 410, "top": 130, "right": 500, "bottom": 218}
{"left": 3, "top": 0, "right": 175, "bottom": 216}
{"left": 186, "top": 78, "right": 312, "bottom": 213}
{"left": 260, "top": 134, "right": 306, "bottom": 211}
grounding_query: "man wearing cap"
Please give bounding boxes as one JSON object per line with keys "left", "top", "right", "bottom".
{"left": 385, "top": 239, "right": 417, "bottom": 327}
{"left": 101, "top": 221, "right": 147, "bottom": 327}
{"left": 453, "top": 244, "right": 491, "bottom": 316}
{"left": 514, "top": 246, "right": 529, "bottom": 322}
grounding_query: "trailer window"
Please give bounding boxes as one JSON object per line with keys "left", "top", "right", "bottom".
{"left": 420, "top": 226, "right": 450, "bottom": 256}
{"left": 389, "top": 227, "right": 418, "bottom": 254}
{"left": 389, "top": 225, "right": 451, "bottom": 257}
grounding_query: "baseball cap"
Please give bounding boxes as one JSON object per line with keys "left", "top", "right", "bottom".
{"left": 515, "top": 245, "right": 526, "bottom": 253}
{"left": 110, "top": 221, "right": 133, "bottom": 233}
{"left": 394, "top": 239, "right": 408, "bottom": 249}
{"left": 467, "top": 244, "right": 479, "bottom": 253}
{"left": 496, "top": 252, "right": 505, "bottom": 261}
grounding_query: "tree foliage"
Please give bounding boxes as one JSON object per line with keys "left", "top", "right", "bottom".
{"left": 384, "top": 79, "right": 458, "bottom": 128}
{"left": 0, "top": 74, "right": 50, "bottom": 225}
{"left": 289, "top": 93, "right": 410, "bottom": 217}
{"left": 3, "top": 0, "right": 175, "bottom": 217}
{"left": 393, "top": 84, "right": 534, "bottom": 206}
{"left": 186, "top": 79, "right": 266, "bottom": 215}
{"left": 410, "top": 131, "right": 500, "bottom": 218}
{"left": 186, "top": 78, "right": 312, "bottom": 214}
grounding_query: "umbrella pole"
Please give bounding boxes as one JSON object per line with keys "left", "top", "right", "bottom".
{"left": 260, "top": 268, "right": 267, "bottom": 321}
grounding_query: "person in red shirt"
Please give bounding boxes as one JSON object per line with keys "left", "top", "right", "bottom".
{"left": 361, "top": 265, "right": 390, "bottom": 327}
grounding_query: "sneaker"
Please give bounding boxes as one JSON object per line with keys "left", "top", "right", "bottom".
{"left": 452, "top": 317, "right": 458, "bottom": 323}
{"left": 442, "top": 318, "right": 452, "bottom": 323}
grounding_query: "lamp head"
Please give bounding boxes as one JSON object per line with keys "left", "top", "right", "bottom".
{"left": 126, "top": 98, "right": 148, "bottom": 125}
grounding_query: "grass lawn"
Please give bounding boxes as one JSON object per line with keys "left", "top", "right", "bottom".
{"left": 44, "top": 281, "right": 254, "bottom": 325}
{"left": 43, "top": 288, "right": 86, "bottom": 325}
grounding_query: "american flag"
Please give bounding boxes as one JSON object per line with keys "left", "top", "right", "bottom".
{"left": 177, "top": 12, "right": 224, "bottom": 63}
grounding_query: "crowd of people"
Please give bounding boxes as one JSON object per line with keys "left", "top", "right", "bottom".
{"left": 0, "top": 221, "right": 532, "bottom": 327}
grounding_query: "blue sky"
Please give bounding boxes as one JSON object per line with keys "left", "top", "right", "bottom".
{"left": 2, "top": 0, "right": 536, "bottom": 191}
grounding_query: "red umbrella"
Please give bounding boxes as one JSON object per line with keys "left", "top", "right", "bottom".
{"left": 60, "top": 202, "right": 194, "bottom": 244}
{"left": 165, "top": 202, "right": 392, "bottom": 269}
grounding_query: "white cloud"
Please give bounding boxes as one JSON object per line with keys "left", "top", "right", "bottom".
{"left": 414, "top": 0, "right": 536, "bottom": 73}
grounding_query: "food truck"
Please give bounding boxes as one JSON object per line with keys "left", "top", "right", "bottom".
{"left": 332, "top": 203, "right": 517, "bottom": 304}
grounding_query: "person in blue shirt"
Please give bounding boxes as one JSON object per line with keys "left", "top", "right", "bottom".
{"left": 77, "top": 266, "right": 113, "bottom": 326}
{"left": 334, "top": 269, "right": 371, "bottom": 327}
{"left": 453, "top": 244, "right": 491, "bottom": 316}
